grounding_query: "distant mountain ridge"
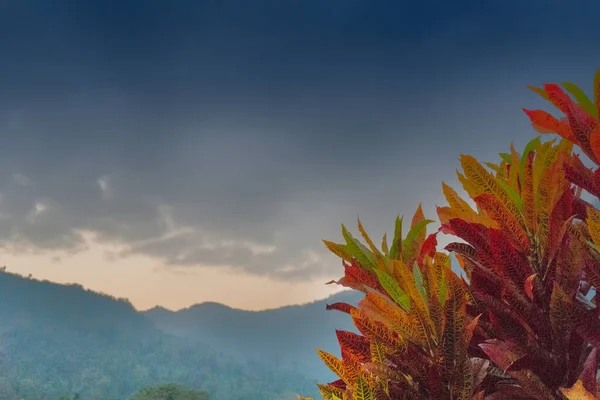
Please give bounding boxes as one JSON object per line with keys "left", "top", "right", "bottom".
{"left": 145, "top": 288, "right": 360, "bottom": 313}
{"left": 143, "top": 288, "right": 362, "bottom": 380}
{"left": 0, "top": 270, "right": 362, "bottom": 399}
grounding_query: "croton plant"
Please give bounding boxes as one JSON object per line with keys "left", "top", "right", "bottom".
{"left": 300, "top": 69, "right": 600, "bottom": 399}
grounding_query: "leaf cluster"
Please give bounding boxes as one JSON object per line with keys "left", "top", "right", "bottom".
{"left": 303, "top": 69, "right": 600, "bottom": 400}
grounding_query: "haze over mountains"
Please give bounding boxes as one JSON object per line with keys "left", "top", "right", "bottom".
{"left": 0, "top": 270, "right": 361, "bottom": 400}
{"left": 144, "top": 289, "right": 361, "bottom": 379}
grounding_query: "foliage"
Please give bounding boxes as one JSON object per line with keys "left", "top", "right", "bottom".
{"left": 57, "top": 395, "right": 81, "bottom": 400}
{"left": 129, "top": 383, "right": 210, "bottom": 400}
{"left": 304, "top": 68, "right": 600, "bottom": 399}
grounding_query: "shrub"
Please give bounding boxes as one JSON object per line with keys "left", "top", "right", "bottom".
{"left": 301, "top": 69, "right": 600, "bottom": 400}
{"left": 129, "top": 383, "right": 210, "bottom": 400}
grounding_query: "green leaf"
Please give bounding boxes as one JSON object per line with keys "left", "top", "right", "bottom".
{"left": 498, "top": 180, "right": 523, "bottom": 211}
{"left": 341, "top": 224, "right": 377, "bottom": 270}
{"left": 413, "top": 262, "right": 427, "bottom": 300}
{"left": 499, "top": 153, "right": 512, "bottom": 163}
{"left": 402, "top": 219, "right": 435, "bottom": 256}
{"left": 561, "top": 82, "right": 597, "bottom": 117}
{"left": 375, "top": 270, "right": 411, "bottom": 311}
{"left": 390, "top": 215, "right": 403, "bottom": 260}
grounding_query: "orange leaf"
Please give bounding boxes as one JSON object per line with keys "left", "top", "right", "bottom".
{"left": 522, "top": 108, "right": 579, "bottom": 144}
{"left": 524, "top": 273, "right": 537, "bottom": 300}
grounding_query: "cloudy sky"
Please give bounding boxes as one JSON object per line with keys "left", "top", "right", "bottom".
{"left": 0, "top": 0, "right": 599, "bottom": 311}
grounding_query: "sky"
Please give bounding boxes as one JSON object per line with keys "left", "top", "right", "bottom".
{"left": 1, "top": 0, "right": 600, "bottom": 311}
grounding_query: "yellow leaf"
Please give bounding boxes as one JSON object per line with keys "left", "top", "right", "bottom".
{"left": 436, "top": 205, "right": 497, "bottom": 229}
{"left": 343, "top": 357, "right": 362, "bottom": 386}
{"left": 522, "top": 151, "right": 536, "bottom": 233}
{"left": 442, "top": 182, "right": 478, "bottom": 214}
{"left": 587, "top": 207, "right": 600, "bottom": 247}
{"left": 484, "top": 162, "right": 501, "bottom": 174}
{"left": 536, "top": 158, "right": 566, "bottom": 254}
{"left": 352, "top": 376, "right": 374, "bottom": 400}
{"left": 560, "top": 379, "right": 597, "bottom": 400}
{"left": 533, "top": 139, "right": 558, "bottom": 187}
{"left": 357, "top": 218, "right": 381, "bottom": 258}
{"left": 457, "top": 170, "right": 479, "bottom": 198}
{"left": 350, "top": 308, "right": 405, "bottom": 352}
{"left": 411, "top": 203, "right": 426, "bottom": 242}
{"left": 460, "top": 154, "right": 523, "bottom": 225}
{"left": 370, "top": 339, "right": 386, "bottom": 364}
{"left": 508, "top": 143, "right": 521, "bottom": 192}
{"left": 496, "top": 159, "right": 508, "bottom": 181}
{"left": 317, "top": 349, "right": 348, "bottom": 383}
{"left": 391, "top": 260, "right": 431, "bottom": 323}
{"left": 317, "top": 384, "right": 345, "bottom": 400}
{"left": 323, "top": 240, "right": 353, "bottom": 262}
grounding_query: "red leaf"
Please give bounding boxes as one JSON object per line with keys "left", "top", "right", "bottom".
{"left": 326, "top": 302, "right": 357, "bottom": 315}
{"left": 565, "top": 100, "right": 600, "bottom": 163}
{"left": 584, "top": 259, "right": 600, "bottom": 293}
{"left": 565, "top": 155, "right": 600, "bottom": 198}
{"left": 448, "top": 218, "right": 491, "bottom": 254}
{"left": 573, "top": 197, "right": 593, "bottom": 220}
{"left": 344, "top": 259, "right": 385, "bottom": 293}
{"left": 336, "top": 330, "right": 371, "bottom": 363}
{"left": 418, "top": 232, "right": 438, "bottom": 265}
{"left": 578, "top": 347, "right": 598, "bottom": 395}
{"left": 474, "top": 193, "right": 529, "bottom": 252}
{"left": 445, "top": 242, "right": 478, "bottom": 260}
{"left": 593, "top": 167, "right": 600, "bottom": 195}
{"left": 489, "top": 229, "right": 532, "bottom": 285}
{"left": 522, "top": 108, "right": 578, "bottom": 143}
{"left": 544, "top": 83, "right": 576, "bottom": 115}
{"left": 328, "top": 379, "right": 346, "bottom": 390}
{"left": 573, "top": 303, "right": 600, "bottom": 348}
{"left": 546, "top": 188, "right": 576, "bottom": 265}
{"left": 479, "top": 339, "right": 525, "bottom": 372}
{"left": 524, "top": 274, "right": 537, "bottom": 301}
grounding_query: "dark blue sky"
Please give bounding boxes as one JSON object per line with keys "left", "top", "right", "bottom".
{"left": 0, "top": 0, "right": 599, "bottom": 308}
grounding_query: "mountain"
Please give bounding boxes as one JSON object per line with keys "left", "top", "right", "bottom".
{"left": 0, "top": 270, "right": 361, "bottom": 400}
{"left": 144, "top": 290, "right": 361, "bottom": 381}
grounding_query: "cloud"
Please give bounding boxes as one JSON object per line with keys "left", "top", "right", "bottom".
{"left": 26, "top": 201, "right": 48, "bottom": 223}
{"left": 13, "top": 173, "right": 32, "bottom": 187}
{"left": 97, "top": 176, "right": 112, "bottom": 199}
{"left": 0, "top": 0, "right": 598, "bottom": 281}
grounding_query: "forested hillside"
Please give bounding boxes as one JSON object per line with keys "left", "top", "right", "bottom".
{"left": 144, "top": 290, "right": 360, "bottom": 381}
{"left": 0, "top": 271, "right": 356, "bottom": 400}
